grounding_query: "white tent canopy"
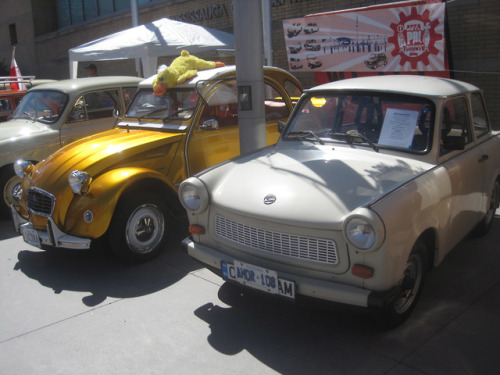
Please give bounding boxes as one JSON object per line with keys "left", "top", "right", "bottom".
{"left": 68, "top": 18, "right": 234, "bottom": 78}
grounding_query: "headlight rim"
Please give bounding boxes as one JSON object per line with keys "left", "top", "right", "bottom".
{"left": 178, "top": 177, "right": 209, "bottom": 214}
{"left": 14, "top": 159, "right": 34, "bottom": 178}
{"left": 68, "top": 170, "right": 92, "bottom": 195}
{"left": 343, "top": 209, "right": 385, "bottom": 252}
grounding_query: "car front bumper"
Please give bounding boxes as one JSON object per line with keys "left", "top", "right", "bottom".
{"left": 183, "top": 237, "right": 389, "bottom": 309}
{"left": 11, "top": 205, "right": 91, "bottom": 250}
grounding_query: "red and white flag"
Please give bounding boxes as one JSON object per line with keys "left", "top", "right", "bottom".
{"left": 10, "top": 48, "right": 26, "bottom": 91}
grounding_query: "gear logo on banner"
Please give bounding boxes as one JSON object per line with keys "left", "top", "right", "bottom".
{"left": 388, "top": 7, "right": 441, "bottom": 70}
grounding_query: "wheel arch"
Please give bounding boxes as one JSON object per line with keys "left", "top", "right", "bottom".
{"left": 416, "top": 228, "right": 437, "bottom": 270}
{"left": 117, "top": 177, "right": 185, "bottom": 219}
{"left": 64, "top": 168, "right": 182, "bottom": 238}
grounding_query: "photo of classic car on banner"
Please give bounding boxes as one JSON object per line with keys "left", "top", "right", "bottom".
{"left": 11, "top": 66, "right": 302, "bottom": 263}
{"left": 179, "top": 75, "right": 500, "bottom": 326}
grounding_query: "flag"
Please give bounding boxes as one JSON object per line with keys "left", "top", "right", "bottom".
{"left": 10, "top": 48, "right": 26, "bottom": 91}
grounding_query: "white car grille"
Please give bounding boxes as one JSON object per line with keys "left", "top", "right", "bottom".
{"left": 215, "top": 215, "right": 338, "bottom": 265}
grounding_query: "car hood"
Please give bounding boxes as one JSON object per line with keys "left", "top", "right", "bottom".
{"left": 29, "top": 128, "right": 183, "bottom": 188}
{"left": 0, "top": 119, "right": 49, "bottom": 141}
{"left": 203, "top": 143, "right": 433, "bottom": 228}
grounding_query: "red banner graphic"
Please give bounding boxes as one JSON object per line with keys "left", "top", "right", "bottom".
{"left": 283, "top": 0, "right": 449, "bottom": 76}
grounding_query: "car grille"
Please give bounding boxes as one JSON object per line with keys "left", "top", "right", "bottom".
{"left": 27, "top": 188, "right": 55, "bottom": 216}
{"left": 215, "top": 215, "right": 338, "bottom": 265}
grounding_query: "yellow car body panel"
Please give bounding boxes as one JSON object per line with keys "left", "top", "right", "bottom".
{"left": 14, "top": 66, "right": 303, "bottom": 260}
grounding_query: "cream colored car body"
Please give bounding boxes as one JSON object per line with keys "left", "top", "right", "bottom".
{"left": 180, "top": 75, "right": 500, "bottom": 325}
{"left": 0, "top": 76, "right": 141, "bottom": 216}
{"left": 12, "top": 66, "right": 303, "bottom": 263}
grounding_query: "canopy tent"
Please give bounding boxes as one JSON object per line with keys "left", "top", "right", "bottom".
{"left": 68, "top": 18, "right": 234, "bottom": 78}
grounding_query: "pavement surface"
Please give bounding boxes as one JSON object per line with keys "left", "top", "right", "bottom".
{"left": 0, "top": 211, "right": 499, "bottom": 375}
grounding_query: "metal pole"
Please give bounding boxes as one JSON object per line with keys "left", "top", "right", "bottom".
{"left": 130, "top": 0, "right": 142, "bottom": 76}
{"left": 262, "top": 0, "right": 273, "bottom": 66}
{"left": 234, "top": 0, "right": 266, "bottom": 154}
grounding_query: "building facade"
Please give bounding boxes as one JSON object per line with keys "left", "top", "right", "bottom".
{"left": 1, "top": 0, "right": 499, "bottom": 125}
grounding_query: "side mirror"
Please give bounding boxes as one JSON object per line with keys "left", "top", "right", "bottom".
{"left": 278, "top": 120, "right": 286, "bottom": 133}
{"left": 113, "top": 108, "right": 121, "bottom": 118}
{"left": 199, "top": 119, "right": 219, "bottom": 131}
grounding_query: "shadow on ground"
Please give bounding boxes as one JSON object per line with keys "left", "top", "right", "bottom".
{"left": 11, "top": 219, "right": 196, "bottom": 307}
{"left": 193, "top": 217, "right": 500, "bottom": 375}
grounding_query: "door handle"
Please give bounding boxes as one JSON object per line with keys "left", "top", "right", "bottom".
{"left": 479, "top": 154, "right": 489, "bottom": 162}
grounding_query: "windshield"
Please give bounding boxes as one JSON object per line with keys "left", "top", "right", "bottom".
{"left": 125, "top": 88, "right": 199, "bottom": 121}
{"left": 13, "top": 90, "right": 68, "bottom": 124}
{"left": 285, "top": 92, "right": 435, "bottom": 153}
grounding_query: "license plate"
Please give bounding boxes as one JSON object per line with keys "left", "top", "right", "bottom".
{"left": 221, "top": 260, "right": 295, "bottom": 299}
{"left": 22, "top": 227, "right": 41, "bottom": 248}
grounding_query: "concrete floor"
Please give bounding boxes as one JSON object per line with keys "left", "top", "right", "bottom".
{"left": 1, "top": 213, "right": 499, "bottom": 375}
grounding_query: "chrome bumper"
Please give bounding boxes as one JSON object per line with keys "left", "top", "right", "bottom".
{"left": 11, "top": 205, "right": 91, "bottom": 250}
{"left": 183, "top": 237, "right": 372, "bottom": 308}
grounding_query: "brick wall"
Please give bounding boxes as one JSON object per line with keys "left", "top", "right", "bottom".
{"left": 1, "top": 0, "right": 499, "bottom": 127}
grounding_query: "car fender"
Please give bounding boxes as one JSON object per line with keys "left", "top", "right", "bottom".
{"left": 367, "top": 167, "right": 450, "bottom": 289}
{"left": 63, "top": 167, "right": 177, "bottom": 239}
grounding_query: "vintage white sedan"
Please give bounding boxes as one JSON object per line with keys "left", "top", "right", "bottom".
{"left": 179, "top": 75, "right": 500, "bottom": 326}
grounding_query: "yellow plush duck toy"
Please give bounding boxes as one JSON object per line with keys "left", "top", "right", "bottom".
{"left": 153, "top": 50, "right": 225, "bottom": 95}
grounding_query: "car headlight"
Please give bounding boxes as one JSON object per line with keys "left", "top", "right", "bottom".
{"left": 344, "top": 209, "right": 385, "bottom": 251}
{"left": 178, "top": 177, "right": 209, "bottom": 214}
{"left": 68, "top": 170, "right": 92, "bottom": 195}
{"left": 14, "top": 159, "right": 34, "bottom": 178}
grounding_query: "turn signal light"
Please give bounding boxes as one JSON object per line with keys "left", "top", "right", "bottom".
{"left": 189, "top": 225, "right": 205, "bottom": 235}
{"left": 352, "top": 264, "right": 374, "bottom": 279}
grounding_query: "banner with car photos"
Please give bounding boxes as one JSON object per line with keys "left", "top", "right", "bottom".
{"left": 283, "top": 0, "right": 449, "bottom": 76}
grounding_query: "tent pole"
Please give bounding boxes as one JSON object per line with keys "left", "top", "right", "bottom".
{"left": 130, "top": 0, "right": 142, "bottom": 76}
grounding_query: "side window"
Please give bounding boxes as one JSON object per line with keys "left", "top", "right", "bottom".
{"left": 264, "top": 83, "right": 290, "bottom": 121}
{"left": 70, "top": 90, "right": 118, "bottom": 122}
{"left": 0, "top": 98, "right": 12, "bottom": 113}
{"left": 440, "top": 97, "right": 471, "bottom": 155}
{"left": 471, "top": 92, "right": 490, "bottom": 138}
{"left": 284, "top": 80, "right": 302, "bottom": 106}
{"left": 122, "top": 87, "right": 136, "bottom": 107}
{"left": 198, "top": 81, "right": 238, "bottom": 130}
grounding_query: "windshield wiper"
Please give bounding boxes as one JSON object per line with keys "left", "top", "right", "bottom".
{"left": 329, "top": 131, "right": 379, "bottom": 152}
{"left": 161, "top": 106, "right": 196, "bottom": 122}
{"left": 23, "top": 112, "right": 36, "bottom": 123}
{"left": 287, "top": 130, "right": 325, "bottom": 145}
{"left": 137, "top": 108, "right": 170, "bottom": 123}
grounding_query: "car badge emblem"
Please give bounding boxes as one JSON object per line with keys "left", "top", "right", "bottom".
{"left": 264, "top": 194, "right": 276, "bottom": 205}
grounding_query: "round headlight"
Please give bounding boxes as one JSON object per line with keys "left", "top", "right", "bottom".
{"left": 14, "top": 159, "right": 34, "bottom": 178}
{"left": 179, "top": 177, "right": 209, "bottom": 214}
{"left": 68, "top": 170, "right": 92, "bottom": 195}
{"left": 345, "top": 217, "right": 376, "bottom": 250}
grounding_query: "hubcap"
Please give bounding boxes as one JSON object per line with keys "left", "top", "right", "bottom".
{"left": 125, "top": 204, "right": 165, "bottom": 255}
{"left": 3, "top": 175, "right": 22, "bottom": 207}
{"left": 485, "top": 181, "right": 500, "bottom": 224}
{"left": 393, "top": 254, "right": 422, "bottom": 314}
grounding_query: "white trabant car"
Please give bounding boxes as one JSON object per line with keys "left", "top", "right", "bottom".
{"left": 179, "top": 75, "right": 500, "bottom": 326}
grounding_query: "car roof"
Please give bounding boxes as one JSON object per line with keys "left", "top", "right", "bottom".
{"left": 308, "top": 75, "right": 481, "bottom": 98}
{"left": 28, "top": 76, "right": 143, "bottom": 92}
{"left": 138, "top": 65, "right": 297, "bottom": 89}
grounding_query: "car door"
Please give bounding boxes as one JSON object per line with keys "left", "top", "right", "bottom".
{"left": 186, "top": 79, "right": 291, "bottom": 176}
{"left": 60, "top": 89, "right": 121, "bottom": 146}
{"left": 439, "top": 96, "right": 485, "bottom": 246}
{"left": 470, "top": 91, "right": 500, "bottom": 213}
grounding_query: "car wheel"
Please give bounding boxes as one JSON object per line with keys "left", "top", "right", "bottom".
{"left": 382, "top": 240, "right": 428, "bottom": 327}
{"left": 0, "top": 169, "right": 21, "bottom": 218}
{"left": 108, "top": 192, "right": 170, "bottom": 263}
{"left": 473, "top": 179, "right": 499, "bottom": 236}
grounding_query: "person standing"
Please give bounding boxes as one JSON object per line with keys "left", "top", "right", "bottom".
{"left": 85, "top": 64, "right": 98, "bottom": 77}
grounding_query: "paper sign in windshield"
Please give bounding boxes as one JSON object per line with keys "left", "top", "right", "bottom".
{"left": 378, "top": 108, "right": 419, "bottom": 148}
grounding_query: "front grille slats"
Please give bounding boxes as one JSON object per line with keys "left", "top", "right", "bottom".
{"left": 27, "top": 188, "right": 55, "bottom": 216}
{"left": 215, "top": 215, "right": 338, "bottom": 265}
